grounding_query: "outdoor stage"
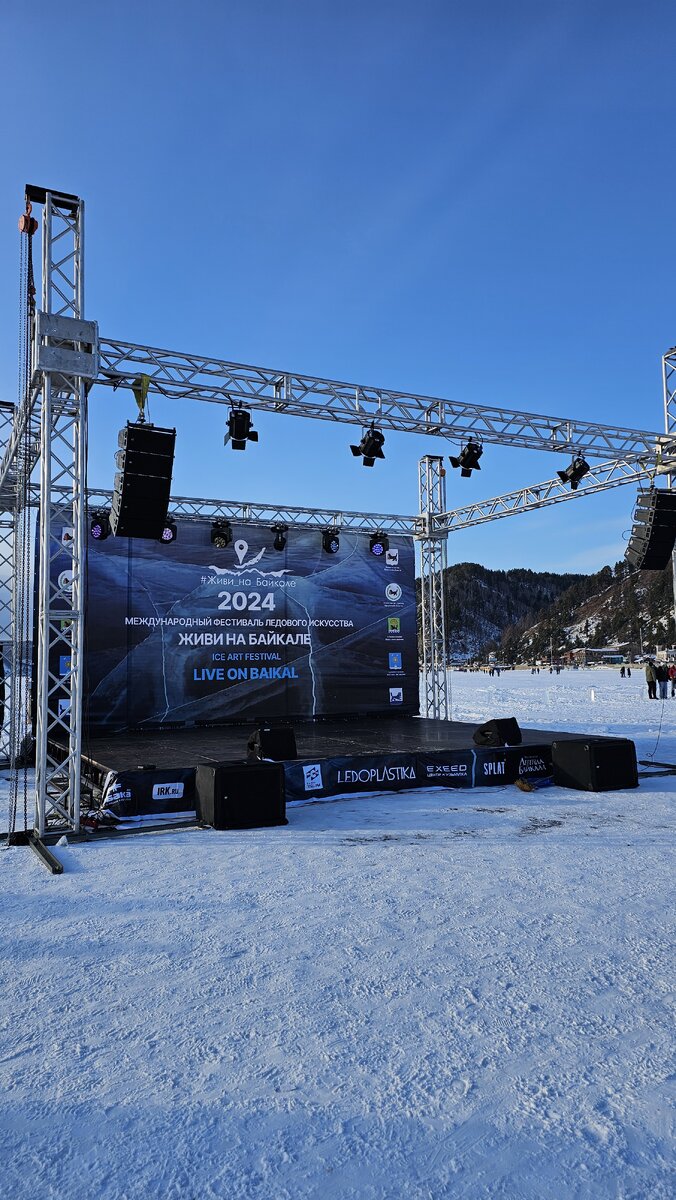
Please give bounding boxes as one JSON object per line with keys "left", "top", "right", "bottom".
{"left": 74, "top": 714, "right": 601, "bottom": 826}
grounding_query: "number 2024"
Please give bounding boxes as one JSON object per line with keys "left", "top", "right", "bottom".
{"left": 217, "top": 591, "right": 275, "bottom": 612}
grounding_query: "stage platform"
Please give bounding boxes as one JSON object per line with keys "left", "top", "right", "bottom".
{"left": 74, "top": 716, "right": 605, "bottom": 826}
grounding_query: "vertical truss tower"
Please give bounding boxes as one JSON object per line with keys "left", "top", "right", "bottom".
{"left": 28, "top": 189, "right": 97, "bottom": 835}
{"left": 662, "top": 346, "right": 676, "bottom": 629}
{"left": 418, "top": 455, "right": 449, "bottom": 719}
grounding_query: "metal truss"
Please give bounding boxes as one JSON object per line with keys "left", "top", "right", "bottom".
{"left": 97, "top": 337, "right": 669, "bottom": 460}
{"left": 30, "top": 188, "right": 94, "bottom": 836}
{"left": 85, "top": 486, "right": 419, "bottom": 534}
{"left": 418, "top": 456, "right": 449, "bottom": 720}
{"left": 662, "top": 347, "right": 676, "bottom": 627}
{"left": 432, "top": 455, "right": 666, "bottom": 534}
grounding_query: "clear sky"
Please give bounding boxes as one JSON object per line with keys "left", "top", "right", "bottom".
{"left": 1, "top": 0, "right": 674, "bottom": 573}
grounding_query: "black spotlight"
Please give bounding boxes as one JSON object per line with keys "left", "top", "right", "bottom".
{"left": 449, "top": 441, "right": 483, "bottom": 478}
{"left": 225, "top": 403, "right": 258, "bottom": 451}
{"left": 272, "top": 523, "right": 288, "bottom": 551}
{"left": 369, "top": 531, "right": 390, "bottom": 556}
{"left": 158, "top": 521, "right": 177, "bottom": 544}
{"left": 557, "top": 455, "right": 590, "bottom": 491}
{"left": 350, "top": 423, "right": 385, "bottom": 467}
{"left": 90, "top": 511, "right": 111, "bottom": 541}
{"left": 322, "top": 528, "right": 340, "bottom": 554}
{"left": 211, "top": 519, "right": 233, "bottom": 548}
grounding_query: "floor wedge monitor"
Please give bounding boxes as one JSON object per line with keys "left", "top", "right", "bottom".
{"left": 624, "top": 490, "right": 676, "bottom": 570}
{"left": 110, "top": 422, "right": 176, "bottom": 539}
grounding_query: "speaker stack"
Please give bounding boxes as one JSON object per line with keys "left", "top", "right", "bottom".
{"left": 110, "top": 422, "right": 176, "bottom": 539}
{"left": 247, "top": 724, "right": 298, "bottom": 761}
{"left": 624, "top": 490, "right": 676, "bottom": 570}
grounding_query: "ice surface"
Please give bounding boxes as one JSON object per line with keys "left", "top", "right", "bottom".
{"left": 0, "top": 668, "right": 673, "bottom": 1199}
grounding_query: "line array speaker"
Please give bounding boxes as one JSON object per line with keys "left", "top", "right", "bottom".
{"left": 109, "top": 422, "right": 176, "bottom": 539}
{"left": 624, "top": 490, "right": 676, "bottom": 570}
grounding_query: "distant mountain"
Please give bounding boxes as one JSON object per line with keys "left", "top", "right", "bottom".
{"left": 435, "top": 562, "right": 676, "bottom": 662}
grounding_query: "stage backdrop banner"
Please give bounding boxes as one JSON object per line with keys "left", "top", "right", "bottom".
{"left": 80, "top": 521, "right": 418, "bottom": 731}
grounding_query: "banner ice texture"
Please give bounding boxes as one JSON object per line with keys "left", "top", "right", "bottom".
{"left": 83, "top": 521, "right": 418, "bottom": 731}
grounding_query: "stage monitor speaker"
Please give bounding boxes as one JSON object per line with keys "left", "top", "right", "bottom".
{"left": 472, "top": 717, "right": 522, "bottom": 747}
{"left": 195, "top": 760, "right": 287, "bottom": 829}
{"left": 624, "top": 491, "right": 676, "bottom": 570}
{"left": 248, "top": 724, "right": 298, "bottom": 761}
{"left": 109, "top": 422, "right": 176, "bottom": 539}
{"left": 551, "top": 738, "right": 638, "bottom": 791}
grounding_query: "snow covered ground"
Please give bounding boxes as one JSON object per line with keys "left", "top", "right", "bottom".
{"left": 0, "top": 668, "right": 673, "bottom": 1199}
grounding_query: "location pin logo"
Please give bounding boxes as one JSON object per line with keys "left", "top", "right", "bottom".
{"left": 234, "top": 539, "right": 248, "bottom": 565}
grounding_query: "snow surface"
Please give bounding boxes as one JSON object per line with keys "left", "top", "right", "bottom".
{"left": 0, "top": 668, "right": 674, "bottom": 1199}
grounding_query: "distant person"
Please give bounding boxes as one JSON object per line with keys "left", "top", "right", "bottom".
{"left": 656, "top": 661, "right": 669, "bottom": 700}
{"left": 669, "top": 664, "right": 676, "bottom": 697}
{"left": 645, "top": 658, "right": 657, "bottom": 699}
{"left": 627, "top": 666, "right": 631, "bottom": 678}
{"left": 620, "top": 665, "right": 625, "bottom": 678}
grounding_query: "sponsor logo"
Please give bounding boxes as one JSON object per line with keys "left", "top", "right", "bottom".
{"left": 385, "top": 548, "right": 399, "bottom": 566}
{"left": 425, "top": 763, "right": 468, "bottom": 778}
{"left": 303, "top": 764, "right": 323, "bottom": 791}
{"left": 58, "top": 569, "right": 74, "bottom": 592}
{"left": 385, "top": 583, "right": 402, "bottom": 602}
{"left": 59, "top": 656, "right": 71, "bottom": 675}
{"left": 388, "top": 652, "right": 403, "bottom": 671}
{"left": 519, "top": 756, "right": 548, "bottom": 774}
{"left": 389, "top": 687, "right": 403, "bottom": 704}
{"left": 387, "top": 617, "right": 401, "bottom": 634}
{"left": 58, "top": 698, "right": 71, "bottom": 717}
{"left": 108, "top": 788, "right": 132, "bottom": 801}
{"left": 336, "top": 765, "right": 416, "bottom": 784}
{"left": 152, "top": 782, "right": 185, "bottom": 800}
{"left": 61, "top": 527, "right": 74, "bottom": 547}
{"left": 482, "top": 760, "right": 505, "bottom": 776}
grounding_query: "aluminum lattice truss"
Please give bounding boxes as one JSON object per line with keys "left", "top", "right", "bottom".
{"left": 418, "top": 457, "right": 448, "bottom": 720}
{"left": 98, "top": 337, "right": 670, "bottom": 460}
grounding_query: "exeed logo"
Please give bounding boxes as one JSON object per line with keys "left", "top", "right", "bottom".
{"left": 152, "top": 782, "right": 185, "bottom": 800}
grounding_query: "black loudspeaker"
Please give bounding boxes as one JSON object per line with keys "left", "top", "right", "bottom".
{"left": 195, "top": 761, "right": 287, "bottom": 829}
{"left": 248, "top": 724, "right": 298, "bottom": 761}
{"left": 551, "top": 738, "right": 638, "bottom": 791}
{"left": 109, "top": 422, "right": 176, "bottom": 539}
{"left": 625, "top": 491, "right": 676, "bottom": 570}
{"left": 472, "top": 717, "right": 522, "bottom": 747}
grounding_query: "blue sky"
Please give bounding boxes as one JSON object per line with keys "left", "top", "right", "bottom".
{"left": 1, "top": 0, "right": 674, "bottom": 573}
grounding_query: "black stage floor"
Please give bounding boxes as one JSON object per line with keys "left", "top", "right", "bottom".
{"left": 81, "top": 716, "right": 584, "bottom": 774}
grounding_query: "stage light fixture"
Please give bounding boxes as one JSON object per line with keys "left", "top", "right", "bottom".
{"left": 90, "top": 511, "right": 111, "bottom": 541}
{"left": 225, "top": 402, "right": 258, "bottom": 451}
{"left": 211, "top": 519, "right": 233, "bottom": 548}
{"left": 272, "top": 523, "right": 288, "bottom": 551}
{"left": 369, "top": 531, "right": 390, "bottom": 556}
{"left": 350, "top": 423, "right": 385, "bottom": 467}
{"left": 449, "top": 440, "right": 483, "bottom": 478}
{"left": 322, "top": 528, "right": 340, "bottom": 554}
{"left": 159, "top": 521, "right": 177, "bottom": 543}
{"left": 557, "top": 455, "right": 590, "bottom": 491}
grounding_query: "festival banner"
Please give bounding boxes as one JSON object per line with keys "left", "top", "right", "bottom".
{"left": 80, "top": 520, "right": 418, "bottom": 730}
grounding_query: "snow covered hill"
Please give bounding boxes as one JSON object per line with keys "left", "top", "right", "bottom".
{"left": 0, "top": 669, "right": 673, "bottom": 1199}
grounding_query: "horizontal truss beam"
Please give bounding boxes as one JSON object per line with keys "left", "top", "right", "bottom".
{"left": 434, "top": 456, "right": 664, "bottom": 533}
{"left": 97, "top": 337, "right": 669, "bottom": 459}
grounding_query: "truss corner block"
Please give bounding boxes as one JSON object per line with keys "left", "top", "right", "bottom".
{"left": 34, "top": 311, "right": 99, "bottom": 381}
